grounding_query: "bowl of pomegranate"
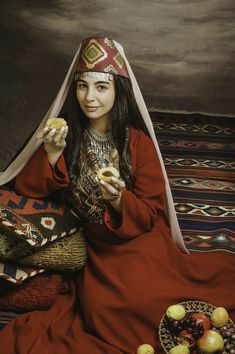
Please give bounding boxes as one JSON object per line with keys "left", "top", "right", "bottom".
{"left": 158, "top": 301, "right": 235, "bottom": 354}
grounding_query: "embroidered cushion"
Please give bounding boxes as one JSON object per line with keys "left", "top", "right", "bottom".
{"left": 0, "top": 229, "right": 87, "bottom": 271}
{"left": 0, "top": 187, "right": 81, "bottom": 247}
{"left": 0, "top": 262, "right": 44, "bottom": 284}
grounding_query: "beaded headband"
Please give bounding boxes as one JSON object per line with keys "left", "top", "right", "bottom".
{"left": 74, "top": 71, "right": 114, "bottom": 81}
{"left": 75, "top": 37, "right": 129, "bottom": 79}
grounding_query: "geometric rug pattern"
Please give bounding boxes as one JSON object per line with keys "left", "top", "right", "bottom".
{"left": 152, "top": 112, "right": 235, "bottom": 253}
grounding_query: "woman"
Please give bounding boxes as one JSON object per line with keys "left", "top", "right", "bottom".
{"left": 0, "top": 37, "right": 234, "bottom": 354}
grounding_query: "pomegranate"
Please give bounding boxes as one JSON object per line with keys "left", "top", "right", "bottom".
{"left": 192, "top": 312, "right": 211, "bottom": 330}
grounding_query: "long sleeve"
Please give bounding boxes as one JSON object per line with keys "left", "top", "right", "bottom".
{"left": 104, "top": 128, "right": 166, "bottom": 239}
{"left": 15, "top": 145, "right": 70, "bottom": 198}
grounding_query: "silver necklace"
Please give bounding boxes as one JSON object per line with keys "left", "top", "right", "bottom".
{"left": 85, "top": 126, "right": 115, "bottom": 162}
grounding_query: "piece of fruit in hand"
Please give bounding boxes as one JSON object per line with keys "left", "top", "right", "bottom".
{"left": 46, "top": 117, "right": 67, "bottom": 130}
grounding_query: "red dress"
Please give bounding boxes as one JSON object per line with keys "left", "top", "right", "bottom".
{"left": 1, "top": 128, "right": 234, "bottom": 354}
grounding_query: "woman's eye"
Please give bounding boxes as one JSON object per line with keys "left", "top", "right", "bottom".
{"left": 77, "top": 83, "right": 86, "bottom": 89}
{"left": 97, "top": 85, "right": 108, "bottom": 91}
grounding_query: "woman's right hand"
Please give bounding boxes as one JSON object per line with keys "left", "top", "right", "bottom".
{"left": 36, "top": 125, "right": 69, "bottom": 167}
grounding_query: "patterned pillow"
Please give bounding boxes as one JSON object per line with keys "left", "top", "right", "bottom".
{"left": 0, "top": 229, "right": 87, "bottom": 271}
{"left": 0, "top": 262, "right": 44, "bottom": 284}
{"left": 0, "top": 187, "right": 81, "bottom": 247}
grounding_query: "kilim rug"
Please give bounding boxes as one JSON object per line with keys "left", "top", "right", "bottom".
{"left": 0, "top": 311, "right": 18, "bottom": 331}
{"left": 151, "top": 112, "right": 235, "bottom": 254}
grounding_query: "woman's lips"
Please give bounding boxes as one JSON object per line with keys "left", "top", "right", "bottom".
{"left": 85, "top": 106, "right": 100, "bottom": 112}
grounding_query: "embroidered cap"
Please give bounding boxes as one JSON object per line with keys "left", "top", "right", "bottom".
{"left": 75, "top": 37, "right": 129, "bottom": 79}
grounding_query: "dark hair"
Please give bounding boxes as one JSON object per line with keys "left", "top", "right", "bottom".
{"left": 63, "top": 75, "right": 148, "bottom": 191}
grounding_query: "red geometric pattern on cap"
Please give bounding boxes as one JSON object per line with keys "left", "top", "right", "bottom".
{"left": 77, "top": 37, "right": 129, "bottom": 78}
{"left": 81, "top": 39, "right": 108, "bottom": 69}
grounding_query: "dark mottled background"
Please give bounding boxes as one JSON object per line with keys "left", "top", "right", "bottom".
{"left": 0, "top": 0, "right": 235, "bottom": 170}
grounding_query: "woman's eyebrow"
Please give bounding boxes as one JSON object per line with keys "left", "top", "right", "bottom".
{"left": 95, "top": 81, "right": 110, "bottom": 85}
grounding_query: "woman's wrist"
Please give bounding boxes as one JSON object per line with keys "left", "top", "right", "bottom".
{"left": 108, "top": 194, "right": 122, "bottom": 214}
{"left": 44, "top": 147, "right": 64, "bottom": 168}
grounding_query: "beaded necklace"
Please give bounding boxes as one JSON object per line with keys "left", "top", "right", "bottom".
{"left": 85, "top": 125, "right": 116, "bottom": 166}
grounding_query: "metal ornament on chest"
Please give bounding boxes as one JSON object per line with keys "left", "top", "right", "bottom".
{"left": 85, "top": 126, "right": 116, "bottom": 166}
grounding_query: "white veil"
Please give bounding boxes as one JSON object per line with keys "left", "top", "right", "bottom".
{"left": 0, "top": 40, "right": 188, "bottom": 253}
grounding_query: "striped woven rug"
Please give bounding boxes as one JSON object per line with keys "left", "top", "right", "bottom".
{"left": 152, "top": 112, "right": 235, "bottom": 253}
{"left": 0, "top": 311, "right": 19, "bottom": 331}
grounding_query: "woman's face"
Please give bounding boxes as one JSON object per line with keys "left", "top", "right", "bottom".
{"left": 76, "top": 73, "right": 115, "bottom": 124}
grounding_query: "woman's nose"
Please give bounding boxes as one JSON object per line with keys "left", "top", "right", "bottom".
{"left": 85, "top": 87, "right": 95, "bottom": 101}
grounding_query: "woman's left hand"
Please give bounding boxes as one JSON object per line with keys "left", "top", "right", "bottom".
{"left": 98, "top": 177, "right": 126, "bottom": 213}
